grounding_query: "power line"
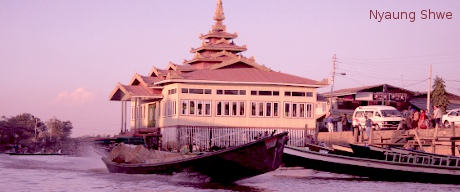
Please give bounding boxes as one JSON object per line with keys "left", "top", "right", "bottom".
{"left": 339, "top": 51, "right": 460, "bottom": 61}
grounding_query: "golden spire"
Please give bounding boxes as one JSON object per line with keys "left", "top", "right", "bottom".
{"left": 214, "top": 0, "right": 225, "bottom": 21}
{"left": 212, "top": 0, "right": 226, "bottom": 32}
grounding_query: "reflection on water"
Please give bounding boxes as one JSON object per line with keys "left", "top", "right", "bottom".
{"left": 0, "top": 152, "right": 458, "bottom": 192}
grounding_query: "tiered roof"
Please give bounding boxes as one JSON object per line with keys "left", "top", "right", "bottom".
{"left": 109, "top": 0, "right": 324, "bottom": 101}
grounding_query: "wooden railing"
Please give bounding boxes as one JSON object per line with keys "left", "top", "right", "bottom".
{"left": 159, "top": 125, "right": 316, "bottom": 151}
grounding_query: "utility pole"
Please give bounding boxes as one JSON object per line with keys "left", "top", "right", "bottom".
{"left": 34, "top": 118, "right": 38, "bottom": 143}
{"left": 382, "top": 84, "right": 387, "bottom": 105}
{"left": 427, "top": 64, "right": 432, "bottom": 114}
{"left": 329, "top": 54, "right": 336, "bottom": 114}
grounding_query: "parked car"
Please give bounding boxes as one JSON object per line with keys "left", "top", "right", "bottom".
{"left": 442, "top": 108, "right": 460, "bottom": 128}
{"left": 352, "top": 105, "right": 403, "bottom": 130}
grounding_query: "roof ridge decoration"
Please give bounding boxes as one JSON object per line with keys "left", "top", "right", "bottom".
{"left": 148, "top": 66, "right": 169, "bottom": 78}
{"left": 148, "top": 67, "right": 160, "bottom": 77}
{"left": 209, "top": 57, "right": 271, "bottom": 71}
{"left": 193, "top": 52, "right": 205, "bottom": 59}
{"left": 215, "top": 37, "right": 229, "bottom": 45}
{"left": 166, "top": 62, "right": 179, "bottom": 71}
{"left": 129, "top": 73, "right": 148, "bottom": 86}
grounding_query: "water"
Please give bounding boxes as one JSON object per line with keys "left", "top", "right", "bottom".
{"left": 0, "top": 152, "right": 458, "bottom": 192}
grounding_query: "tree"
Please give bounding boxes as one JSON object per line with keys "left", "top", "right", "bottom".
{"left": 431, "top": 76, "right": 450, "bottom": 113}
{"left": 46, "top": 117, "right": 73, "bottom": 143}
{"left": 0, "top": 113, "right": 46, "bottom": 150}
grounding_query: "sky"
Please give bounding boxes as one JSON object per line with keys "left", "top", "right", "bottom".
{"left": 1, "top": 0, "right": 459, "bottom": 137}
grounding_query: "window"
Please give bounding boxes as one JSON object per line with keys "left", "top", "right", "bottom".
{"left": 167, "top": 101, "right": 172, "bottom": 116}
{"left": 355, "top": 111, "right": 364, "bottom": 118}
{"left": 266, "top": 103, "right": 272, "bottom": 117}
{"left": 284, "top": 102, "right": 290, "bottom": 117}
{"left": 181, "top": 100, "right": 188, "bottom": 115}
{"left": 239, "top": 101, "right": 245, "bottom": 116}
{"left": 215, "top": 101, "right": 245, "bottom": 117}
{"left": 274, "top": 102, "right": 279, "bottom": 117}
{"left": 173, "top": 100, "right": 177, "bottom": 115}
{"left": 365, "top": 111, "right": 374, "bottom": 117}
{"left": 258, "top": 102, "right": 264, "bottom": 117}
{"left": 217, "top": 89, "right": 245, "bottom": 95}
{"left": 251, "top": 102, "right": 256, "bottom": 116}
{"left": 259, "top": 91, "right": 272, "bottom": 96}
{"left": 168, "top": 88, "right": 177, "bottom": 95}
{"left": 216, "top": 101, "right": 222, "bottom": 116}
{"left": 197, "top": 101, "right": 203, "bottom": 115}
{"left": 180, "top": 100, "right": 211, "bottom": 116}
{"left": 248, "top": 90, "right": 282, "bottom": 96}
{"left": 189, "top": 89, "right": 204, "bottom": 94}
{"left": 189, "top": 100, "right": 195, "bottom": 115}
{"left": 248, "top": 101, "right": 279, "bottom": 118}
{"left": 225, "top": 90, "right": 239, "bottom": 95}
{"left": 205, "top": 101, "right": 211, "bottom": 116}
{"left": 306, "top": 104, "right": 313, "bottom": 118}
{"left": 283, "top": 102, "right": 314, "bottom": 118}
{"left": 181, "top": 88, "right": 211, "bottom": 94}
{"left": 306, "top": 92, "right": 313, "bottom": 97}
{"left": 285, "top": 92, "right": 291, "bottom": 96}
{"left": 232, "top": 102, "right": 237, "bottom": 116}
{"left": 299, "top": 104, "right": 305, "bottom": 118}
{"left": 292, "top": 92, "right": 305, "bottom": 97}
{"left": 292, "top": 103, "right": 297, "bottom": 117}
{"left": 224, "top": 102, "right": 230, "bottom": 116}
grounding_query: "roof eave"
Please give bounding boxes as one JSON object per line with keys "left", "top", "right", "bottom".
{"left": 154, "top": 79, "right": 325, "bottom": 88}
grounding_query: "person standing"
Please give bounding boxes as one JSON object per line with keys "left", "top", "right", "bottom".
{"left": 364, "top": 115, "right": 373, "bottom": 139}
{"left": 412, "top": 109, "right": 420, "bottom": 129}
{"left": 326, "top": 113, "right": 334, "bottom": 132}
{"left": 418, "top": 110, "right": 427, "bottom": 129}
{"left": 341, "top": 114, "right": 349, "bottom": 131}
{"left": 406, "top": 107, "right": 413, "bottom": 130}
{"left": 433, "top": 105, "right": 442, "bottom": 128}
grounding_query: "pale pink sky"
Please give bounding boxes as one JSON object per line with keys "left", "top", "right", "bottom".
{"left": 1, "top": 1, "right": 459, "bottom": 137}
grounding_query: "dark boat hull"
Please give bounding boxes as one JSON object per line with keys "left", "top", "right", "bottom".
{"left": 349, "top": 143, "right": 387, "bottom": 160}
{"left": 7, "top": 153, "right": 68, "bottom": 156}
{"left": 283, "top": 145, "right": 460, "bottom": 184}
{"left": 102, "top": 132, "right": 288, "bottom": 182}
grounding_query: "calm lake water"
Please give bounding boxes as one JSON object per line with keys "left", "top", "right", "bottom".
{"left": 0, "top": 151, "right": 458, "bottom": 192}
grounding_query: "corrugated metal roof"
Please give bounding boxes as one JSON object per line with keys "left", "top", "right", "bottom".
{"left": 180, "top": 68, "right": 319, "bottom": 85}
{"left": 320, "top": 84, "right": 416, "bottom": 97}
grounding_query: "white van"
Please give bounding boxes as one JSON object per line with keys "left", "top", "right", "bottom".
{"left": 352, "top": 105, "right": 403, "bottom": 130}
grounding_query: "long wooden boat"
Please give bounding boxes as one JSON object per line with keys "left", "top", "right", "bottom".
{"left": 283, "top": 145, "right": 460, "bottom": 184}
{"left": 102, "top": 131, "right": 288, "bottom": 183}
{"left": 6, "top": 152, "right": 68, "bottom": 156}
{"left": 349, "top": 143, "right": 388, "bottom": 160}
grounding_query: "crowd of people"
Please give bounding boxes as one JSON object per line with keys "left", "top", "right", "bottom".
{"left": 404, "top": 105, "right": 443, "bottom": 129}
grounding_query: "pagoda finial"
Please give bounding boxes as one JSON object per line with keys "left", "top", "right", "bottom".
{"left": 214, "top": 0, "right": 225, "bottom": 22}
{"left": 212, "top": 0, "right": 226, "bottom": 32}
